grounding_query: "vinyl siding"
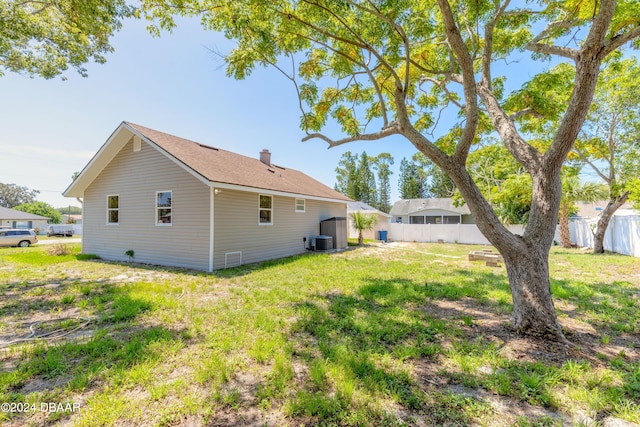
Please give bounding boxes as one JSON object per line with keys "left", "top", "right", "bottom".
{"left": 213, "top": 189, "right": 346, "bottom": 269}
{"left": 83, "top": 137, "right": 211, "bottom": 270}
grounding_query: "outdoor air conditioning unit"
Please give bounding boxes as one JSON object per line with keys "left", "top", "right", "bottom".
{"left": 315, "top": 235, "right": 333, "bottom": 251}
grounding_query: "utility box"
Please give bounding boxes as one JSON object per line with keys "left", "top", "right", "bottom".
{"left": 320, "top": 217, "right": 347, "bottom": 249}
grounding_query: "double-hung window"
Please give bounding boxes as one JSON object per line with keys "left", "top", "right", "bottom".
{"left": 156, "top": 191, "right": 172, "bottom": 225}
{"left": 107, "top": 195, "right": 119, "bottom": 224}
{"left": 259, "top": 195, "right": 273, "bottom": 225}
{"left": 295, "top": 198, "right": 305, "bottom": 213}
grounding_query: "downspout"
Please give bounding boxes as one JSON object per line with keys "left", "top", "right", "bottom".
{"left": 209, "top": 187, "right": 215, "bottom": 272}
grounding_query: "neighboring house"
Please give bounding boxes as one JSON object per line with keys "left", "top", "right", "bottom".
{"left": 389, "top": 198, "right": 475, "bottom": 225}
{"left": 346, "top": 201, "right": 391, "bottom": 240}
{"left": 63, "top": 121, "right": 351, "bottom": 271}
{"left": 0, "top": 206, "right": 50, "bottom": 233}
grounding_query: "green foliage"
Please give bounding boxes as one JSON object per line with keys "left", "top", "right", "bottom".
{"left": 349, "top": 211, "right": 377, "bottom": 245}
{"left": 335, "top": 151, "right": 393, "bottom": 212}
{"left": 491, "top": 174, "right": 533, "bottom": 225}
{"left": 334, "top": 151, "right": 358, "bottom": 198}
{"left": 56, "top": 206, "right": 82, "bottom": 215}
{"left": 574, "top": 57, "right": 640, "bottom": 200}
{"left": 140, "top": 0, "right": 640, "bottom": 338}
{"left": 398, "top": 155, "right": 426, "bottom": 199}
{"left": 0, "top": 183, "right": 39, "bottom": 208}
{"left": 13, "top": 201, "right": 62, "bottom": 223}
{"left": 0, "top": 0, "right": 134, "bottom": 79}
{"left": 355, "top": 152, "right": 377, "bottom": 206}
{"left": 628, "top": 179, "right": 640, "bottom": 210}
{"left": 373, "top": 152, "right": 394, "bottom": 213}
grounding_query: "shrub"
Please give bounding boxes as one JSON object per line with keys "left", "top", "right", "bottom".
{"left": 76, "top": 253, "right": 100, "bottom": 261}
{"left": 47, "top": 243, "right": 70, "bottom": 256}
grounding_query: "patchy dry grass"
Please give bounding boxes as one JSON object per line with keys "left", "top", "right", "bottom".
{"left": 0, "top": 242, "right": 638, "bottom": 426}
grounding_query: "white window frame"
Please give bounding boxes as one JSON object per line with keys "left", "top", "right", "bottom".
{"left": 259, "top": 194, "right": 273, "bottom": 225}
{"left": 107, "top": 195, "right": 119, "bottom": 225}
{"left": 295, "top": 198, "right": 306, "bottom": 213}
{"left": 156, "top": 190, "right": 173, "bottom": 226}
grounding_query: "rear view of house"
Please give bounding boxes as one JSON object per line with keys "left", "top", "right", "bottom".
{"left": 63, "top": 122, "right": 350, "bottom": 271}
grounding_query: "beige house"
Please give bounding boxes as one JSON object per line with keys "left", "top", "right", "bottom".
{"left": 0, "top": 206, "right": 50, "bottom": 233}
{"left": 64, "top": 122, "right": 350, "bottom": 271}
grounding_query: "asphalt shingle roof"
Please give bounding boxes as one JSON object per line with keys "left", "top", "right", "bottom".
{"left": 128, "top": 122, "right": 351, "bottom": 202}
{"left": 0, "top": 206, "right": 49, "bottom": 220}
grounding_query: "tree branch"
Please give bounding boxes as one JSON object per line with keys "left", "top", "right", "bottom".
{"left": 544, "top": 0, "right": 617, "bottom": 171}
{"left": 477, "top": 81, "right": 543, "bottom": 173}
{"left": 574, "top": 145, "right": 610, "bottom": 183}
{"left": 348, "top": 0, "right": 411, "bottom": 91}
{"left": 602, "top": 24, "right": 640, "bottom": 56}
{"left": 482, "top": 0, "right": 511, "bottom": 88}
{"left": 362, "top": 51, "right": 390, "bottom": 127}
{"left": 437, "top": 0, "right": 479, "bottom": 164}
{"left": 525, "top": 18, "right": 579, "bottom": 59}
{"left": 302, "top": 122, "right": 401, "bottom": 147}
{"left": 509, "top": 108, "right": 544, "bottom": 120}
{"left": 421, "top": 76, "right": 464, "bottom": 109}
{"left": 298, "top": 0, "right": 403, "bottom": 86}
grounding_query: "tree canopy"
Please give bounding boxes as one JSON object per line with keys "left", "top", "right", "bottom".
{"left": 335, "top": 151, "right": 394, "bottom": 212}
{"left": 574, "top": 56, "right": 640, "bottom": 252}
{"left": 1, "top": 0, "right": 133, "bottom": 78}
{"left": 13, "top": 201, "right": 62, "bottom": 223}
{"left": 0, "top": 183, "right": 39, "bottom": 208}
{"left": 141, "top": 0, "right": 640, "bottom": 338}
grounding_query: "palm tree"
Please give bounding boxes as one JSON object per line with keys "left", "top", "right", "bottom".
{"left": 350, "top": 211, "right": 378, "bottom": 245}
{"left": 559, "top": 175, "right": 607, "bottom": 248}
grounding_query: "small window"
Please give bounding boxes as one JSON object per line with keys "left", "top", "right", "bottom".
{"left": 259, "top": 194, "right": 273, "bottom": 225}
{"left": 107, "top": 195, "right": 119, "bottom": 224}
{"left": 156, "top": 191, "right": 172, "bottom": 225}
{"left": 295, "top": 198, "right": 305, "bottom": 213}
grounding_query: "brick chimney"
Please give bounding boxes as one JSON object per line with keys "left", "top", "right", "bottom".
{"left": 260, "top": 149, "right": 271, "bottom": 165}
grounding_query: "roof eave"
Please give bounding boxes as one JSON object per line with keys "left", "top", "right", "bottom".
{"left": 63, "top": 122, "right": 131, "bottom": 198}
{"left": 210, "top": 181, "right": 350, "bottom": 204}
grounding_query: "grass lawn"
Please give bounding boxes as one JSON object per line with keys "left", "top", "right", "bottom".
{"left": 0, "top": 242, "right": 638, "bottom": 426}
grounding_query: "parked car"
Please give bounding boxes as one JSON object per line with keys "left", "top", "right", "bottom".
{"left": 47, "top": 225, "right": 74, "bottom": 237}
{"left": 0, "top": 229, "right": 38, "bottom": 247}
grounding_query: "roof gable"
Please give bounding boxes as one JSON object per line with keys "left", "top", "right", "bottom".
{"left": 65, "top": 122, "right": 351, "bottom": 202}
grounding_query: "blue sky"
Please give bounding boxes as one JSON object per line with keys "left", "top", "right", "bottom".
{"left": 0, "top": 16, "right": 417, "bottom": 209}
{"left": 1, "top": 14, "right": 607, "bottom": 210}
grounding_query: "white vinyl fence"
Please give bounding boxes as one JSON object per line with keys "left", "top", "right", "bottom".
{"left": 387, "top": 223, "right": 525, "bottom": 245}
{"left": 571, "top": 215, "right": 640, "bottom": 257}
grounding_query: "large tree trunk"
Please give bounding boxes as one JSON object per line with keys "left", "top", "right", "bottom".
{"left": 559, "top": 204, "right": 572, "bottom": 248}
{"left": 593, "top": 193, "right": 628, "bottom": 253}
{"left": 502, "top": 243, "right": 563, "bottom": 337}
{"left": 432, "top": 160, "right": 566, "bottom": 340}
